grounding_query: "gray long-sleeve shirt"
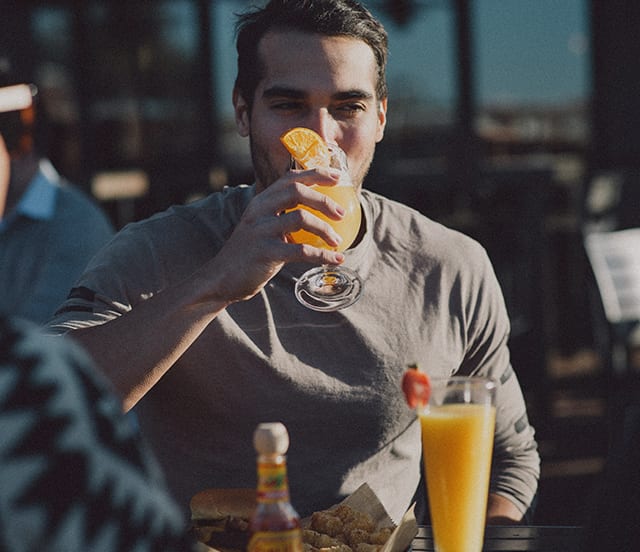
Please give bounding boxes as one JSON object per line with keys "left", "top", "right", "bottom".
{"left": 47, "top": 185, "right": 539, "bottom": 522}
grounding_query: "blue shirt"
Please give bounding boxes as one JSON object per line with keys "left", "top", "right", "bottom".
{"left": 0, "top": 160, "right": 115, "bottom": 324}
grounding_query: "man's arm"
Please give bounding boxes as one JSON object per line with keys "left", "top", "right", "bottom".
{"left": 63, "top": 168, "right": 347, "bottom": 411}
{"left": 487, "top": 493, "right": 525, "bottom": 524}
{"left": 458, "top": 248, "right": 540, "bottom": 519}
{"left": 69, "top": 270, "right": 232, "bottom": 412}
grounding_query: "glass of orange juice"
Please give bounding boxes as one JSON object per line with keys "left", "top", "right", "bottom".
{"left": 419, "top": 376, "right": 497, "bottom": 552}
{"left": 288, "top": 143, "right": 363, "bottom": 311}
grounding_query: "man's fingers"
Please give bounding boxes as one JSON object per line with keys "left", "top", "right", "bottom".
{"left": 279, "top": 208, "right": 343, "bottom": 248}
{"left": 256, "top": 171, "right": 344, "bottom": 221}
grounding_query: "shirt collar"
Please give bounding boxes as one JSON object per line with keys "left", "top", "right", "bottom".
{"left": 14, "top": 159, "right": 60, "bottom": 221}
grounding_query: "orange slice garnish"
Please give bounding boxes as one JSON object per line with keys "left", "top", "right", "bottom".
{"left": 280, "top": 127, "right": 330, "bottom": 169}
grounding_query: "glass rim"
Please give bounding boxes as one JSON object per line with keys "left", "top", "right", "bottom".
{"left": 428, "top": 375, "right": 497, "bottom": 387}
{"left": 419, "top": 376, "right": 498, "bottom": 410}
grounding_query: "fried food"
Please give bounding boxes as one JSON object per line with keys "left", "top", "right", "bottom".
{"left": 304, "top": 529, "right": 342, "bottom": 548}
{"left": 303, "top": 544, "right": 352, "bottom": 552}
{"left": 368, "top": 527, "right": 393, "bottom": 545}
{"left": 310, "top": 511, "right": 344, "bottom": 537}
{"left": 303, "top": 504, "right": 393, "bottom": 552}
{"left": 354, "top": 544, "right": 382, "bottom": 552}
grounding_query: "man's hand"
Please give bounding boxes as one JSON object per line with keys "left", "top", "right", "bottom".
{"left": 202, "top": 167, "right": 347, "bottom": 304}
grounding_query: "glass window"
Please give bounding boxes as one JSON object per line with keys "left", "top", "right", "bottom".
{"left": 474, "top": 0, "right": 590, "bottom": 153}
{"left": 211, "top": 0, "right": 245, "bottom": 121}
{"left": 30, "top": 1, "right": 211, "bottom": 216}
{"left": 370, "top": 1, "right": 456, "bottom": 131}
{"left": 29, "top": 7, "right": 81, "bottom": 182}
{"left": 82, "top": 0, "right": 201, "bottom": 167}
{"left": 363, "top": 1, "right": 458, "bottom": 216}
{"left": 210, "top": 0, "right": 253, "bottom": 171}
{"left": 31, "top": 7, "right": 73, "bottom": 64}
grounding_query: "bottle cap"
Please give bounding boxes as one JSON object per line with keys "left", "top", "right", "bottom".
{"left": 254, "top": 422, "right": 290, "bottom": 455}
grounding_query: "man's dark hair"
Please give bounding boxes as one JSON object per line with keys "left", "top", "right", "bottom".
{"left": 234, "top": 0, "right": 388, "bottom": 110}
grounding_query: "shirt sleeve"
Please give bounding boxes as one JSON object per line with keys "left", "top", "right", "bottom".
{"left": 45, "top": 207, "right": 211, "bottom": 334}
{"left": 44, "top": 220, "right": 159, "bottom": 334}
{"left": 457, "top": 249, "right": 540, "bottom": 514}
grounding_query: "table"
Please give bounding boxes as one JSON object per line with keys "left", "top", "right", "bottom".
{"left": 411, "top": 525, "right": 584, "bottom": 551}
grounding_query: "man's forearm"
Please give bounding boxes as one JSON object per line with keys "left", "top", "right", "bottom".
{"left": 70, "top": 272, "right": 231, "bottom": 411}
{"left": 486, "top": 493, "right": 524, "bottom": 524}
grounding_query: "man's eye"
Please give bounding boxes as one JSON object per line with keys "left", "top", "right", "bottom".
{"left": 335, "top": 104, "right": 365, "bottom": 116}
{"left": 272, "top": 102, "right": 302, "bottom": 110}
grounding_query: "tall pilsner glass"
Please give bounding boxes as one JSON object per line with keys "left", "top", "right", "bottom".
{"left": 289, "top": 144, "right": 363, "bottom": 311}
{"left": 419, "top": 376, "right": 496, "bottom": 552}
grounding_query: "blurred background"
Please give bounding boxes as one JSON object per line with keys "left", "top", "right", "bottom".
{"left": 2, "top": 0, "right": 639, "bottom": 526}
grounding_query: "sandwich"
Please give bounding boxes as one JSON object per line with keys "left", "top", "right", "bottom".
{"left": 190, "top": 488, "right": 255, "bottom": 551}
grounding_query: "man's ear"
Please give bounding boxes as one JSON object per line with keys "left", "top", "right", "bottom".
{"left": 233, "top": 87, "right": 250, "bottom": 137}
{"left": 375, "top": 98, "right": 387, "bottom": 143}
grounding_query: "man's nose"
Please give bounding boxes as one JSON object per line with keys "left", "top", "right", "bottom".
{"left": 306, "top": 109, "right": 340, "bottom": 145}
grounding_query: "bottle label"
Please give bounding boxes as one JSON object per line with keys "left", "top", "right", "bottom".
{"left": 257, "top": 463, "right": 289, "bottom": 502}
{"left": 248, "top": 529, "right": 303, "bottom": 552}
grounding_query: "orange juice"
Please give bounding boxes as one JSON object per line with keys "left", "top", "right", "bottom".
{"left": 420, "top": 403, "right": 496, "bottom": 552}
{"left": 287, "top": 184, "right": 361, "bottom": 252}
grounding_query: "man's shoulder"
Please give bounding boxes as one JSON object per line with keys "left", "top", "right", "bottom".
{"left": 166, "top": 184, "right": 254, "bottom": 225}
{"left": 102, "top": 184, "right": 255, "bottom": 253}
{"left": 362, "top": 189, "right": 485, "bottom": 257}
{"left": 362, "top": 188, "right": 445, "bottom": 228}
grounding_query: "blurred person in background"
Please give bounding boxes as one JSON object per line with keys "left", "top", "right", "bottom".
{"left": 0, "top": 58, "right": 114, "bottom": 325}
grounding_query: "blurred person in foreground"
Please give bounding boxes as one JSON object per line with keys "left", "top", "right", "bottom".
{"left": 0, "top": 315, "right": 191, "bottom": 551}
{"left": 47, "top": 0, "right": 539, "bottom": 523}
{"left": 0, "top": 61, "right": 114, "bottom": 324}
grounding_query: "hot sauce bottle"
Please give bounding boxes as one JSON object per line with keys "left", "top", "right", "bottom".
{"left": 248, "top": 422, "right": 303, "bottom": 552}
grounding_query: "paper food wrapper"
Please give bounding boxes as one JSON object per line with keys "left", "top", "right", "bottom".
{"left": 303, "top": 483, "right": 418, "bottom": 552}
{"left": 194, "top": 483, "right": 417, "bottom": 552}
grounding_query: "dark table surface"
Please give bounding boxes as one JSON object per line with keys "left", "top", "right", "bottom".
{"left": 411, "top": 525, "right": 584, "bottom": 551}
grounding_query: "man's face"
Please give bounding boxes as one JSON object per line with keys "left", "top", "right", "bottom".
{"left": 234, "top": 31, "right": 387, "bottom": 193}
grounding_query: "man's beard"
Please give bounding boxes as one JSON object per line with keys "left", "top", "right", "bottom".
{"left": 349, "top": 147, "right": 374, "bottom": 195}
{"left": 249, "top": 138, "right": 286, "bottom": 193}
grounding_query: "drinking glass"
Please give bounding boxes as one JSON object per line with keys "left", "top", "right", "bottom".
{"left": 288, "top": 144, "right": 363, "bottom": 311}
{"left": 419, "top": 376, "right": 497, "bottom": 552}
